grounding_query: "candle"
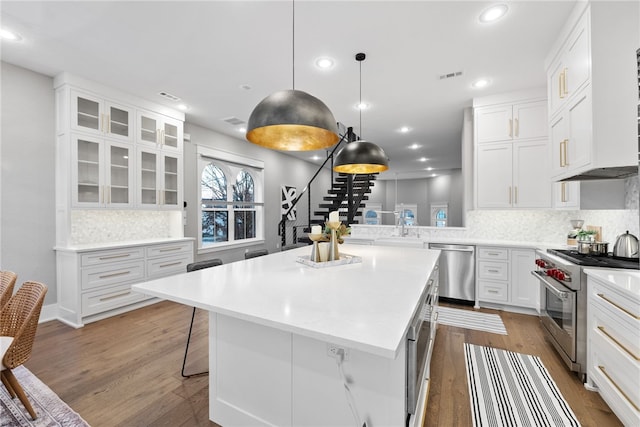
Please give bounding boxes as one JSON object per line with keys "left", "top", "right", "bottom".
{"left": 311, "top": 225, "right": 322, "bottom": 235}
{"left": 329, "top": 211, "right": 339, "bottom": 223}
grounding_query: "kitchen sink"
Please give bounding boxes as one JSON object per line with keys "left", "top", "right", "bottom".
{"left": 374, "top": 237, "right": 426, "bottom": 248}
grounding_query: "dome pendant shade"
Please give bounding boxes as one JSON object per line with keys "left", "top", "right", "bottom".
{"left": 333, "top": 140, "right": 389, "bottom": 174}
{"left": 246, "top": 89, "right": 339, "bottom": 151}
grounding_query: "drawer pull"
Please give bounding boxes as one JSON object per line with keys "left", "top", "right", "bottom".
{"left": 434, "top": 311, "right": 439, "bottom": 322}
{"left": 159, "top": 261, "right": 182, "bottom": 268}
{"left": 598, "top": 365, "right": 640, "bottom": 412}
{"left": 488, "top": 269, "right": 500, "bottom": 273}
{"left": 99, "top": 291, "right": 131, "bottom": 302}
{"left": 98, "top": 254, "right": 131, "bottom": 260}
{"left": 487, "top": 252, "right": 500, "bottom": 256}
{"left": 159, "top": 246, "right": 182, "bottom": 252}
{"left": 597, "top": 326, "right": 640, "bottom": 361}
{"left": 488, "top": 290, "right": 499, "bottom": 294}
{"left": 597, "top": 293, "right": 640, "bottom": 320}
{"left": 99, "top": 271, "right": 131, "bottom": 279}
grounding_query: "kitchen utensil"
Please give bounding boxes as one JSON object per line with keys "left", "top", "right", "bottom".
{"left": 589, "top": 242, "right": 608, "bottom": 256}
{"left": 577, "top": 240, "right": 592, "bottom": 254}
{"left": 613, "top": 231, "right": 639, "bottom": 258}
{"left": 570, "top": 220, "right": 584, "bottom": 229}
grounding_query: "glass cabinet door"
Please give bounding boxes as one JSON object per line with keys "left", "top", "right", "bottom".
{"left": 106, "top": 142, "right": 132, "bottom": 206}
{"left": 74, "top": 135, "right": 103, "bottom": 206}
{"left": 138, "top": 149, "right": 159, "bottom": 206}
{"left": 163, "top": 154, "right": 180, "bottom": 207}
{"left": 139, "top": 113, "right": 159, "bottom": 146}
{"left": 161, "top": 119, "right": 182, "bottom": 151}
{"left": 71, "top": 90, "right": 132, "bottom": 141}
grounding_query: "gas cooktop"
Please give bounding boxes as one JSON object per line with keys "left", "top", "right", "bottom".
{"left": 548, "top": 249, "right": 640, "bottom": 270}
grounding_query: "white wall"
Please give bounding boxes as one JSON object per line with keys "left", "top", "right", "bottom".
{"left": 1, "top": 62, "right": 57, "bottom": 304}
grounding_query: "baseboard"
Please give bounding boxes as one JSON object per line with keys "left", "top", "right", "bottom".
{"left": 40, "top": 303, "right": 59, "bottom": 323}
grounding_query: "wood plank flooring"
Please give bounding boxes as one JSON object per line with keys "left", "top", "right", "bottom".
{"left": 23, "top": 301, "right": 621, "bottom": 426}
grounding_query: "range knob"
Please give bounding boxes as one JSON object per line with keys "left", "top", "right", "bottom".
{"left": 546, "top": 268, "right": 555, "bottom": 277}
{"left": 555, "top": 270, "right": 566, "bottom": 281}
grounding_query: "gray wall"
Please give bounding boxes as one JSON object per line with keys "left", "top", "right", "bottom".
{"left": 184, "top": 122, "right": 332, "bottom": 264}
{"left": 1, "top": 62, "right": 57, "bottom": 304}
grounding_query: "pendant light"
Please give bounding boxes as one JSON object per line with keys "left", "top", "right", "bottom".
{"left": 333, "top": 53, "right": 389, "bottom": 174}
{"left": 246, "top": 1, "right": 339, "bottom": 151}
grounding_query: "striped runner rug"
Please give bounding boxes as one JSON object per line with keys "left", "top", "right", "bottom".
{"left": 464, "top": 343, "right": 581, "bottom": 427}
{"left": 435, "top": 306, "right": 507, "bottom": 335}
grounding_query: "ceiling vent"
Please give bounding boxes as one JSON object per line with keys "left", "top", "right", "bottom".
{"left": 222, "top": 116, "right": 246, "bottom": 126}
{"left": 439, "top": 71, "right": 463, "bottom": 80}
{"left": 158, "top": 91, "right": 181, "bottom": 101}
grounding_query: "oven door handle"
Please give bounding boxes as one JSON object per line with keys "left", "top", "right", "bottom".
{"left": 531, "top": 271, "right": 569, "bottom": 299}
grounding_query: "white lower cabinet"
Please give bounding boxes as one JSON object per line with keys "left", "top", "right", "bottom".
{"left": 56, "top": 238, "right": 194, "bottom": 327}
{"left": 587, "top": 275, "right": 640, "bottom": 426}
{"left": 476, "top": 246, "right": 539, "bottom": 311}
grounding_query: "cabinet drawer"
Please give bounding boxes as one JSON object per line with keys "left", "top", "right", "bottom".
{"left": 82, "top": 260, "right": 145, "bottom": 290}
{"left": 478, "top": 248, "right": 509, "bottom": 260}
{"left": 478, "top": 280, "right": 509, "bottom": 302}
{"left": 147, "top": 254, "right": 192, "bottom": 278}
{"left": 589, "top": 327, "right": 640, "bottom": 413}
{"left": 478, "top": 261, "right": 509, "bottom": 281}
{"left": 82, "top": 283, "right": 149, "bottom": 316}
{"left": 590, "top": 280, "right": 640, "bottom": 325}
{"left": 81, "top": 247, "right": 144, "bottom": 267}
{"left": 591, "top": 298, "right": 640, "bottom": 360}
{"left": 146, "top": 241, "right": 192, "bottom": 258}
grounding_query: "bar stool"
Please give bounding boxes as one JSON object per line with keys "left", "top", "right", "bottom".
{"left": 181, "top": 258, "right": 222, "bottom": 378}
{"left": 244, "top": 249, "right": 268, "bottom": 259}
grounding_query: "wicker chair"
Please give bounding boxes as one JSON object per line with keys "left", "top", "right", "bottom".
{"left": 181, "top": 259, "right": 223, "bottom": 378}
{"left": 244, "top": 249, "right": 268, "bottom": 259}
{"left": 0, "top": 271, "right": 17, "bottom": 309}
{"left": 0, "top": 281, "right": 48, "bottom": 420}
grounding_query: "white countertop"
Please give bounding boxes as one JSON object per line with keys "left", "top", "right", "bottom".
{"left": 343, "top": 235, "right": 561, "bottom": 250}
{"left": 133, "top": 244, "right": 439, "bottom": 359}
{"left": 584, "top": 268, "right": 640, "bottom": 299}
{"left": 54, "top": 237, "right": 195, "bottom": 252}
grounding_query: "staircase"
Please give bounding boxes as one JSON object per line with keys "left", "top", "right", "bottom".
{"left": 311, "top": 173, "right": 378, "bottom": 225}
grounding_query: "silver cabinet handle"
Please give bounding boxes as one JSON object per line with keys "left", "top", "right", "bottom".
{"left": 99, "top": 270, "right": 131, "bottom": 279}
{"left": 597, "top": 293, "right": 640, "bottom": 320}
{"left": 100, "top": 291, "right": 131, "bottom": 302}
{"left": 159, "top": 261, "right": 182, "bottom": 268}
{"left": 159, "top": 246, "right": 182, "bottom": 252}
{"left": 98, "top": 254, "right": 131, "bottom": 260}
{"left": 597, "top": 326, "right": 639, "bottom": 361}
{"left": 598, "top": 366, "right": 639, "bottom": 412}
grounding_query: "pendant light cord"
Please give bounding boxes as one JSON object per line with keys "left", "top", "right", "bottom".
{"left": 359, "top": 59, "right": 362, "bottom": 140}
{"left": 292, "top": 0, "right": 295, "bottom": 90}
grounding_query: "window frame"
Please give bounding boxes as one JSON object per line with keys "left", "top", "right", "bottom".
{"left": 197, "top": 146, "right": 264, "bottom": 253}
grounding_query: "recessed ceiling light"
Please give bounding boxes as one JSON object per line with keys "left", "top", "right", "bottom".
{"left": 238, "top": 127, "right": 247, "bottom": 133}
{"left": 399, "top": 126, "right": 411, "bottom": 133}
{"left": 426, "top": 167, "right": 433, "bottom": 171}
{"left": 311, "top": 155, "right": 322, "bottom": 161}
{"left": 418, "top": 157, "right": 428, "bottom": 162}
{"left": 409, "top": 143, "right": 422, "bottom": 150}
{"left": 315, "top": 57, "right": 335, "bottom": 70}
{"left": 240, "top": 84, "right": 252, "bottom": 90}
{"left": 356, "top": 102, "right": 370, "bottom": 110}
{"left": 472, "top": 78, "right": 491, "bottom": 89}
{"left": 479, "top": 4, "right": 509, "bottom": 23}
{"left": 0, "top": 28, "right": 22, "bottom": 41}
{"left": 431, "top": 173, "right": 437, "bottom": 177}
{"left": 177, "top": 104, "right": 190, "bottom": 111}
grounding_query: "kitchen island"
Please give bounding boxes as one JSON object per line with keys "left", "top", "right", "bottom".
{"left": 133, "top": 244, "right": 440, "bottom": 427}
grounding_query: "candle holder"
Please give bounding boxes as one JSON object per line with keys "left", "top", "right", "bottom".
{"left": 307, "top": 233, "right": 327, "bottom": 262}
{"left": 325, "top": 221, "right": 341, "bottom": 261}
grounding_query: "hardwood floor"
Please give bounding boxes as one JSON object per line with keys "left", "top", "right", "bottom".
{"left": 24, "top": 301, "right": 621, "bottom": 426}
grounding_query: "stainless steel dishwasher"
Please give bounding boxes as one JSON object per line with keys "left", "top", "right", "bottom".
{"left": 428, "top": 243, "right": 476, "bottom": 303}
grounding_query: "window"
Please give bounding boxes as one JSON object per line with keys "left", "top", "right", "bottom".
{"left": 395, "top": 203, "right": 418, "bottom": 226}
{"left": 198, "top": 147, "right": 264, "bottom": 251}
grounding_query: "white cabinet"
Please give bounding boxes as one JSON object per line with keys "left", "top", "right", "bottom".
{"left": 56, "top": 239, "right": 194, "bottom": 327}
{"left": 477, "top": 246, "right": 538, "bottom": 311}
{"left": 137, "top": 147, "right": 183, "bottom": 209}
{"left": 552, "top": 181, "right": 580, "bottom": 209}
{"left": 587, "top": 274, "right": 640, "bottom": 426}
{"left": 72, "top": 134, "right": 134, "bottom": 208}
{"left": 476, "top": 140, "right": 551, "bottom": 209}
{"left": 70, "top": 89, "right": 133, "bottom": 142}
{"left": 475, "top": 100, "right": 547, "bottom": 144}
{"left": 474, "top": 90, "right": 551, "bottom": 210}
{"left": 545, "top": 3, "right": 638, "bottom": 180}
{"left": 137, "top": 110, "right": 183, "bottom": 153}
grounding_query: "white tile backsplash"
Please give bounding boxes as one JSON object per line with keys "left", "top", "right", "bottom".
{"left": 352, "top": 208, "right": 639, "bottom": 246}
{"left": 70, "top": 210, "right": 183, "bottom": 245}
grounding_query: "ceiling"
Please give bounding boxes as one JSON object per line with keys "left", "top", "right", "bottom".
{"left": 0, "top": 1, "right": 577, "bottom": 180}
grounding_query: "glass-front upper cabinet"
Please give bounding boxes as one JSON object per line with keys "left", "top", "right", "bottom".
{"left": 70, "top": 90, "right": 133, "bottom": 142}
{"left": 137, "top": 110, "right": 183, "bottom": 152}
{"left": 72, "top": 134, "right": 133, "bottom": 208}
{"left": 136, "top": 147, "right": 182, "bottom": 209}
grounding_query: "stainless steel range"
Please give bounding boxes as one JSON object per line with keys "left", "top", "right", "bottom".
{"left": 532, "top": 249, "right": 639, "bottom": 382}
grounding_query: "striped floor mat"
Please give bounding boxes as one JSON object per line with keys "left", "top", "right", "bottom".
{"left": 464, "top": 343, "right": 581, "bottom": 427}
{"left": 435, "top": 306, "right": 507, "bottom": 335}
